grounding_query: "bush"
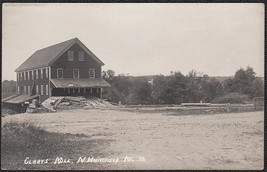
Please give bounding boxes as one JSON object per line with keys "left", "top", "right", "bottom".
{"left": 212, "top": 92, "right": 250, "bottom": 104}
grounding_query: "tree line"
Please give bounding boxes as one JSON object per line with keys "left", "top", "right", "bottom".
{"left": 1, "top": 80, "right": 17, "bottom": 99}
{"left": 102, "top": 66, "right": 264, "bottom": 105}
{"left": 1, "top": 66, "right": 264, "bottom": 104}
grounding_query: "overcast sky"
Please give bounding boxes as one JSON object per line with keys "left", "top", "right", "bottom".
{"left": 2, "top": 3, "right": 264, "bottom": 80}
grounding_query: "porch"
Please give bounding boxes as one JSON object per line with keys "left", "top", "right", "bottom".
{"left": 50, "top": 78, "right": 110, "bottom": 98}
{"left": 51, "top": 87, "right": 101, "bottom": 98}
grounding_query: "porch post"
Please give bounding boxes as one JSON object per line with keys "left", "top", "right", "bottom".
{"left": 100, "top": 88, "right": 102, "bottom": 99}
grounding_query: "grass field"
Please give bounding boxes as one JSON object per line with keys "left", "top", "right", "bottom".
{"left": 1, "top": 109, "right": 264, "bottom": 170}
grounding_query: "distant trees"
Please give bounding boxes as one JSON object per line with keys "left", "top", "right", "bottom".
{"left": 223, "top": 67, "right": 264, "bottom": 99}
{"left": 2, "top": 80, "right": 17, "bottom": 98}
{"left": 2, "top": 66, "right": 263, "bottom": 104}
{"left": 102, "top": 70, "right": 115, "bottom": 84}
{"left": 102, "top": 66, "right": 263, "bottom": 105}
{"left": 126, "top": 78, "right": 152, "bottom": 105}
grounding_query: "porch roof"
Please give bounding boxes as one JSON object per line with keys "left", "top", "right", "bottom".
{"left": 2, "top": 94, "right": 39, "bottom": 104}
{"left": 50, "top": 78, "right": 110, "bottom": 88}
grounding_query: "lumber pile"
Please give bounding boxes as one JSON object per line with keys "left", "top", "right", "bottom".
{"left": 41, "top": 96, "right": 114, "bottom": 111}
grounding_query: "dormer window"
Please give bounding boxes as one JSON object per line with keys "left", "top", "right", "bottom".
{"left": 78, "top": 51, "right": 84, "bottom": 61}
{"left": 68, "top": 51, "right": 74, "bottom": 61}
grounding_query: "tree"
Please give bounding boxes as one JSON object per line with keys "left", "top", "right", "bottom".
{"left": 2, "top": 80, "right": 16, "bottom": 93}
{"left": 151, "top": 75, "right": 167, "bottom": 104}
{"left": 126, "top": 78, "right": 152, "bottom": 105}
{"left": 223, "top": 66, "right": 263, "bottom": 99}
{"left": 2, "top": 80, "right": 17, "bottom": 99}
{"left": 102, "top": 70, "right": 115, "bottom": 84}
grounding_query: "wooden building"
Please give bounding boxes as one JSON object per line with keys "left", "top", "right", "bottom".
{"left": 12, "top": 38, "right": 110, "bottom": 102}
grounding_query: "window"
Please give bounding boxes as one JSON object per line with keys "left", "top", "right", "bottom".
{"left": 24, "top": 86, "right": 27, "bottom": 93}
{"left": 40, "top": 69, "right": 43, "bottom": 79}
{"left": 57, "top": 68, "right": 63, "bottom": 78}
{"left": 90, "top": 88, "right": 92, "bottom": 93}
{"left": 29, "top": 71, "right": 31, "bottom": 80}
{"left": 68, "top": 51, "right": 74, "bottom": 61}
{"left": 32, "top": 70, "right": 34, "bottom": 80}
{"left": 46, "top": 85, "right": 49, "bottom": 95}
{"left": 36, "top": 85, "right": 39, "bottom": 95}
{"left": 25, "top": 72, "right": 28, "bottom": 80}
{"left": 46, "top": 67, "right": 49, "bottom": 78}
{"left": 89, "top": 68, "right": 95, "bottom": 78}
{"left": 78, "top": 51, "right": 84, "bottom": 61}
{"left": 41, "top": 85, "right": 43, "bottom": 95}
{"left": 19, "top": 73, "right": 21, "bottom": 81}
{"left": 73, "top": 68, "right": 79, "bottom": 79}
{"left": 28, "top": 86, "right": 31, "bottom": 94}
{"left": 36, "top": 70, "right": 38, "bottom": 79}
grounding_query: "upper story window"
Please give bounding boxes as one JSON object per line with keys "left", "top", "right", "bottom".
{"left": 32, "top": 70, "right": 34, "bottom": 80}
{"left": 36, "top": 69, "right": 38, "bottom": 79}
{"left": 89, "top": 68, "right": 95, "bottom": 79}
{"left": 68, "top": 51, "right": 74, "bottom": 61}
{"left": 23, "top": 72, "right": 26, "bottom": 80}
{"left": 25, "top": 71, "right": 28, "bottom": 80}
{"left": 57, "top": 68, "right": 63, "bottom": 78}
{"left": 18, "top": 73, "right": 21, "bottom": 81}
{"left": 29, "top": 71, "right": 31, "bottom": 80}
{"left": 73, "top": 68, "right": 79, "bottom": 79}
{"left": 40, "top": 68, "right": 43, "bottom": 79}
{"left": 78, "top": 51, "right": 85, "bottom": 61}
{"left": 46, "top": 67, "right": 49, "bottom": 78}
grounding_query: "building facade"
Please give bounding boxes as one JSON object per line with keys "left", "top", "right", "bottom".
{"left": 15, "top": 38, "right": 110, "bottom": 102}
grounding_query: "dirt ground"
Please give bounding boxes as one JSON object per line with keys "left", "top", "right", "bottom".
{"left": 2, "top": 109, "right": 264, "bottom": 170}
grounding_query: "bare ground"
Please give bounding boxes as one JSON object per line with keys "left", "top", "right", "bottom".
{"left": 1, "top": 109, "right": 264, "bottom": 170}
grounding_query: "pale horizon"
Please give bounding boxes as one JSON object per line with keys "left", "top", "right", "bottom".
{"left": 2, "top": 3, "right": 264, "bottom": 81}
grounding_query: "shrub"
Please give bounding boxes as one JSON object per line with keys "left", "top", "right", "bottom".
{"left": 212, "top": 92, "right": 250, "bottom": 104}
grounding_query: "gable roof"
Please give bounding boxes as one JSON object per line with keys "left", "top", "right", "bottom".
{"left": 15, "top": 38, "right": 104, "bottom": 72}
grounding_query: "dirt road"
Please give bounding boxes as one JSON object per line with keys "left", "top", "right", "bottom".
{"left": 2, "top": 109, "right": 264, "bottom": 170}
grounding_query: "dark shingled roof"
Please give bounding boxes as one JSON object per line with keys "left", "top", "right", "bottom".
{"left": 15, "top": 38, "right": 104, "bottom": 72}
{"left": 50, "top": 78, "right": 110, "bottom": 88}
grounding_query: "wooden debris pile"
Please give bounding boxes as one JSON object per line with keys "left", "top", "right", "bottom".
{"left": 41, "top": 96, "right": 114, "bottom": 111}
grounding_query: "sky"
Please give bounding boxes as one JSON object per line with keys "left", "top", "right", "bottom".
{"left": 2, "top": 3, "right": 264, "bottom": 81}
